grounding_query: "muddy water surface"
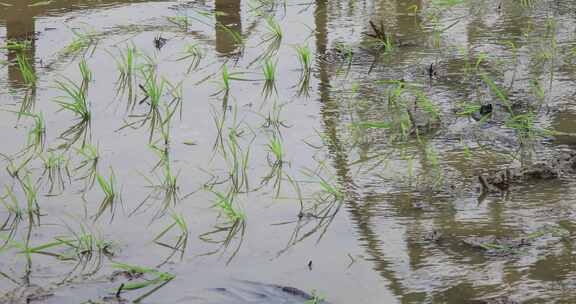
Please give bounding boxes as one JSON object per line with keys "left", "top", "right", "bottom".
{"left": 2, "top": 0, "right": 576, "bottom": 303}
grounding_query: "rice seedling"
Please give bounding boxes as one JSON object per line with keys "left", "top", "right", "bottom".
{"left": 295, "top": 44, "right": 312, "bottom": 73}
{"left": 212, "top": 190, "right": 244, "bottom": 222}
{"left": 516, "top": 0, "right": 536, "bottom": 8}
{"left": 167, "top": 16, "right": 190, "bottom": 31}
{"left": 455, "top": 101, "right": 482, "bottom": 117}
{"left": 176, "top": 43, "right": 203, "bottom": 74}
{"left": 227, "top": 128, "right": 253, "bottom": 194}
{"left": 199, "top": 216, "right": 246, "bottom": 265}
{"left": 261, "top": 135, "right": 287, "bottom": 197}
{"left": 422, "top": 143, "right": 443, "bottom": 188}
{"left": 132, "top": 154, "right": 180, "bottom": 220}
{"left": 305, "top": 291, "right": 327, "bottom": 304}
{"left": 261, "top": 58, "right": 277, "bottom": 98}
{"left": 366, "top": 21, "right": 394, "bottom": 52}
{"left": 12, "top": 111, "right": 45, "bottom": 153}
{"left": 17, "top": 88, "right": 36, "bottom": 117}
{"left": 74, "top": 144, "right": 100, "bottom": 192}
{"left": 109, "top": 45, "right": 139, "bottom": 110}
{"left": 79, "top": 58, "right": 92, "bottom": 91}
{"left": 505, "top": 111, "right": 544, "bottom": 144}
{"left": 199, "top": 190, "right": 246, "bottom": 264}
{"left": 531, "top": 79, "right": 546, "bottom": 105}
{"left": 415, "top": 92, "right": 441, "bottom": 121}
{"left": 53, "top": 76, "right": 91, "bottom": 147}
{"left": 62, "top": 28, "right": 99, "bottom": 57}
{"left": 295, "top": 45, "right": 312, "bottom": 96}
{"left": 153, "top": 211, "right": 189, "bottom": 266}
{"left": 210, "top": 106, "right": 253, "bottom": 194}
{"left": 276, "top": 168, "right": 344, "bottom": 256}
{"left": 53, "top": 223, "right": 115, "bottom": 279}
{"left": 16, "top": 52, "right": 36, "bottom": 86}
{"left": 93, "top": 169, "right": 120, "bottom": 222}
{"left": 0, "top": 186, "right": 25, "bottom": 246}
{"left": 296, "top": 70, "right": 312, "bottom": 97}
{"left": 2, "top": 39, "right": 32, "bottom": 51}
{"left": 250, "top": 15, "right": 283, "bottom": 64}
{"left": 19, "top": 175, "right": 40, "bottom": 227}
{"left": 264, "top": 15, "right": 283, "bottom": 44}
{"left": 260, "top": 102, "right": 290, "bottom": 137}
{"left": 1, "top": 221, "right": 114, "bottom": 283}
{"left": 120, "top": 67, "right": 165, "bottom": 143}
{"left": 38, "top": 151, "right": 70, "bottom": 196}
{"left": 0, "top": 174, "right": 42, "bottom": 283}
{"left": 217, "top": 64, "right": 242, "bottom": 95}
{"left": 480, "top": 73, "right": 512, "bottom": 112}
{"left": 111, "top": 263, "right": 175, "bottom": 303}
{"left": 333, "top": 42, "right": 354, "bottom": 75}
{"left": 1, "top": 152, "right": 34, "bottom": 178}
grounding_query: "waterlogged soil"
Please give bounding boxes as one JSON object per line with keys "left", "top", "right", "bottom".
{"left": 2, "top": 0, "right": 576, "bottom": 303}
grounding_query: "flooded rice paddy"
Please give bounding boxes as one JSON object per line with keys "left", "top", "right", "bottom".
{"left": 2, "top": 0, "right": 576, "bottom": 303}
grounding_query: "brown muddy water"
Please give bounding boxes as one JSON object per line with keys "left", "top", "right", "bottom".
{"left": 2, "top": 0, "right": 576, "bottom": 303}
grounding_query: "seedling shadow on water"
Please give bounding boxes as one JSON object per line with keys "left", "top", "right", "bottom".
{"left": 275, "top": 167, "right": 344, "bottom": 256}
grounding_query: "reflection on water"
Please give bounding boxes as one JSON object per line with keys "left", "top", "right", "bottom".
{"left": 1, "top": 0, "right": 576, "bottom": 303}
{"left": 215, "top": 0, "right": 242, "bottom": 56}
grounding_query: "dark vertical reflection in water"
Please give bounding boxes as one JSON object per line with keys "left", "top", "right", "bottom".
{"left": 314, "top": 0, "right": 413, "bottom": 301}
{"left": 4, "top": 1, "right": 36, "bottom": 90}
{"left": 215, "top": 0, "right": 242, "bottom": 56}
